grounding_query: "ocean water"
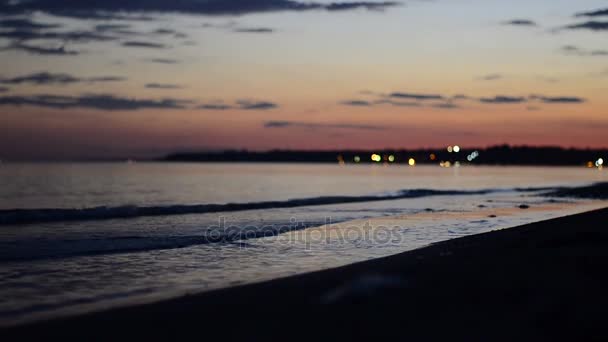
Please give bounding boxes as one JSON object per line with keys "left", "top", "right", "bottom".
{"left": 0, "top": 162, "right": 606, "bottom": 326}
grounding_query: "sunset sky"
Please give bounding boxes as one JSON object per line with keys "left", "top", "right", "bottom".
{"left": 0, "top": 0, "right": 607, "bottom": 160}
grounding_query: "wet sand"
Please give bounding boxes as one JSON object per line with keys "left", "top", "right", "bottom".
{"left": 4, "top": 207, "right": 608, "bottom": 341}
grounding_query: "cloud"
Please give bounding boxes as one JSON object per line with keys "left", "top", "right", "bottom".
{"left": 95, "top": 24, "right": 186, "bottom": 37}
{"left": 94, "top": 24, "right": 132, "bottom": 32}
{"left": 233, "top": 27, "right": 275, "bottom": 33}
{"left": 560, "top": 45, "right": 608, "bottom": 56}
{"left": 532, "top": 95, "right": 586, "bottom": 103}
{"left": 348, "top": 90, "right": 586, "bottom": 108}
{"left": 146, "top": 58, "right": 180, "bottom": 64}
{"left": 0, "top": 28, "right": 117, "bottom": 43}
{"left": 0, "top": 30, "right": 105, "bottom": 43}
{"left": 152, "top": 28, "right": 177, "bottom": 35}
{"left": 90, "top": 76, "right": 126, "bottom": 82}
{"left": 561, "top": 45, "right": 579, "bottom": 53}
{"left": 0, "top": 0, "right": 401, "bottom": 18}
{"left": 0, "top": 72, "right": 125, "bottom": 85}
{"left": 145, "top": 83, "right": 182, "bottom": 89}
{"left": 341, "top": 100, "right": 372, "bottom": 106}
{"left": 2, "top": 42, "right": 80, "bottom": 55}
{"left": 479, "top": 96, "right": 526, "bottom": 104}
{"left": 0, "top": 94, "right": 191, "bottom": 110}
{"left": 0, "top": 18, "right": 61, "bottom": 30}
{"left": 341, "top": 97, "right": 422, "bottom": 107}
{"left": 264, "top": 121, "right": 387, "bottom": 130}
{"left": 0, "top": 86, "right": 8, "bottom": 93}
{"left": 565, "top": 21, "right": 608, "bottom": 31}
{"left": 122, "top": 41, "right": 167, "bottom": 49}
{"left": 479, "top": 94, "right": 588, "bottom": 104}
{"left": 197, "top": 100, "right": 278, "bottom": 110}
{"left": 197, "top": 104, "right": 232, "bottom": 110}
{"left": 203, "top": 22, "right": 275, "bottom": 34}
{"left": 325, "top": 2, "right": 399, "bottom": 11}
{"left": 152, "top": 28, "right": 188, "bottom": 38}
{"left": 236, "top": 100, "right": 278, "bottom": 110}
{"left": 389, "top": 92, "right": 444, "bottom": 100}
{"left": 575, "top": 9, "right": 608, "bottom": 18}
{"left": 503, "top": 19, "right": 537, "bottom": 26}
{"left": 477, "top": 74, "right": 502, "bottom": 81}
{"left": 374, "top": 99, "right": 421, "bottom": 107}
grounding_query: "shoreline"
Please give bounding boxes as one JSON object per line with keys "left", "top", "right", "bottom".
{"left": 4, "top": 207, "right": 608, "bottom": 340}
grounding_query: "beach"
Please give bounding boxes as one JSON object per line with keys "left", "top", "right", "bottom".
{"left": 4, "top": 207, "right": 608, "bottom": 341}
{"left": 2, "top": 0, "right": 608, "bottom": 339}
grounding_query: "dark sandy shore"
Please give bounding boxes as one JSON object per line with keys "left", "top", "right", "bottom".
{"left": 4, "top": 207, "right": 608, "bottom": 341}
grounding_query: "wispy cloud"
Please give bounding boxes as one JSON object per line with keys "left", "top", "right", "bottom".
{"left": 479, "top": 96, "right": 527, "bottom": 104}
{"left": 197, "top": 104, "right": 232, "bottom": 110}
{"left": 122, "top": 41, "right": 167, "bottom": 49}
{"left": 233, "top": 27, "right": 275, "bottom": 33}
{"left": 575, "top": 8, "right": 608, "bottom": 18}
{"left": 0, "top": 72, "right": 125, "bottom": 85}
{"left": 560, "top": 45, "right": 608, "bottom": 56}
{"left": 377, "top": 100, "right": 421, "bottom": 107}
{"left": 565, "top": 21, "right": 608, "bottom": 31}
{"left": 145, "top": 83, "right": 183, "bottom": 89}
{"left": 341, "top": 100, "right": 372, "bottom": 106}
{"left": 151, "top": 28, "right": 188, "bottom": 38}
{"left": 0, "top": 94, "right": 191, "bottom": 110}
{"left": 264, "top": 121, "right": 387, "bottom": 130}
{"left": 0, "top": 0, "right": 402, "bottom": 18}
{"left": 479, "top": 95, "right": 586, "bottom": 104}
{"left": 477, "top": 74, "right": 503, "bottom": 81}
{"left": 0, "top": 18, "right": 62, "bottom": 30}
{"left": 202, "top": 22, "right": 277, "bottom": 34}
{"left": 0, "top": 29, "right": 117, "bottom": 43}
{"left": 94, "top": 24, "right": 132, "bottom": 32}
{"left": 531, "top": 95, "right": 586, "bottom": 103}
{"left": 344, "top": 90, "right": 587, "bottom": 109}
{"left": 389, "top": 92, "right": 444, "bottom": 101}
{"left": 197, "top": 100, "right": 279, "bottom": 110}
{"left": 502, "top": 19, "right": 537, "bottom": 27}
{"left": 145, "top": 58, "right": 180, "bottom": 64}
{"left": 236, "top": 100, "right": 278, "bottom": 110}
{"left": 2, "top": 42, "right": 80, "bottom": 55}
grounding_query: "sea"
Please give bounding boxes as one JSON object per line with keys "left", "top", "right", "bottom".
{"left": 0, "top": 162, "right": 606, "bottom": 326}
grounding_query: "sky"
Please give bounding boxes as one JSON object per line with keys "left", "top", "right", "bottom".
{"left": 0, "top": 0, "right": 607, "bottom": 160}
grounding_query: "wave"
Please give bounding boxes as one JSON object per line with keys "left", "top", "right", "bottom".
{"left": 3, "top": 183, "right": 578, "bottom": 226}
{"left": 0, "top": 220, "right": 330, "bottom": 262}
{"left": 0, "top": 188, "right": 511, "bottom": 225}
{"left": 0, "top": 184, "right": 591, "bottom": 262}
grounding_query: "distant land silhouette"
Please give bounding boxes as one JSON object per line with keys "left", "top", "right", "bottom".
{"left": 163, "top": 145, "right": 607, "bottom": 166}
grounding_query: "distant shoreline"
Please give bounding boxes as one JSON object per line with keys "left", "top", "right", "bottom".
{"left": 162, "top": 145, "right": 607, "bottom": 167}
{"left": 1, "top": 145, "right": 606, "bottom": 165}
{"left": 5, "top": 207, "right": 608, "bottom": 340}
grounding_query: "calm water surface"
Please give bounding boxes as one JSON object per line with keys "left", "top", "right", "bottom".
{"left": 1, "top": 162, "right": 605, "bottom": 209}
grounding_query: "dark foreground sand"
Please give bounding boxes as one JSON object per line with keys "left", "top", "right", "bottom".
{"left": 4, "top": 208, "right": 608, "bottom": 341}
